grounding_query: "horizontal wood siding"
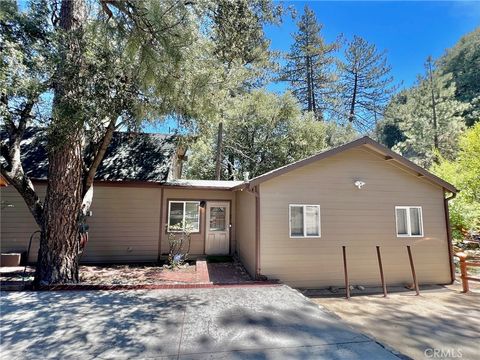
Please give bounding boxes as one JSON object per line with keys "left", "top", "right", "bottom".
{"left": 235, "top": 190, "right": 256, "bottom": 277}
{"left": 160, "top": 189, "right": 236, "bottom": 256}
{"left": 259, "top": 147, "right": 451, "bottom": 288}
{"left": 1, "top": 185, "right": 162, "bottom": 263}
{"left": 2, "top": 185, "right": 238, "bottom": 262}
{"left": 1, "top": 186, "right": 45, "bottom": 261}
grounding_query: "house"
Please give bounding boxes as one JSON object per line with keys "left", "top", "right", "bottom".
{"left": 1, "top": 131, "right": 457, "bottom": 288}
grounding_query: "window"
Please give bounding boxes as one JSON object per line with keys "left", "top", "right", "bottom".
{"left": 209, "top": 206, "right": 226, "bottom": 231}
{"left": 168, "top": 201, "right": 200, "bottom": 232}
{"left": 289, "top": 205, "right": 321, "bottom": 238}
{"left": 395, "top": 206, "right": 423, "bottom": 237}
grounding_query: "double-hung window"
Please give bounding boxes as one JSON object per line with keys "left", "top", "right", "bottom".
{"left": 289, "top": 205, "right": 321, "bottom": 238}
{"left": 395, "top": 206, "right": 423, "bottom": 237}
{"left": 168, "top": 201, "right": 200, "bottom": 232}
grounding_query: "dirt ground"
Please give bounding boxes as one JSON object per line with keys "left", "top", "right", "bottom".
{"left": 307, "top": 282, "right": 480, "bottom": 360}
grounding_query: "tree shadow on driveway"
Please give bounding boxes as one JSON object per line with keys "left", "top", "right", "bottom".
{"left": 1, "top": 286, "right": 400, "bottom": 359}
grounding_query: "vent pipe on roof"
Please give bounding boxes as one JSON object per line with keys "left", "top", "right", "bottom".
{"left": 243, "top": 171, "right": 250, "bottom": 181}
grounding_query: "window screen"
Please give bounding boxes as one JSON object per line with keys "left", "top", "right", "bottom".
{"left": 395, "top": 206, "right": 423, "bottom": 237}
{"left": 168, "top": 201, "right": 200, "bottom": 232}
{"left": 290, "top": 205, "right": 320, "bottom": 238}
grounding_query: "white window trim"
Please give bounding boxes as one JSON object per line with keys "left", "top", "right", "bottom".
{"left": 395, "top": 206, "right": 424, "bottom": 238}
{"left": 167, "top": 201, "right": 200, "bottom": 233}
{"left": 289, "top": 204, "right": 321, "bottom": 238}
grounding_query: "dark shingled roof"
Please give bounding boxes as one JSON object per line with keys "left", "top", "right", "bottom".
{"left": 1, "top": 128, "right": 177, "bottom": 182}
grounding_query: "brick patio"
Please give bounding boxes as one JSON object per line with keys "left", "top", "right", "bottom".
{"left": 0, "top": 258, "right": 275, "bottom": 291}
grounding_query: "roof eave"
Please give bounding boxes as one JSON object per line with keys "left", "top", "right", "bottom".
{"left": 244, "top": 136, "right": 458, "bottom": 194}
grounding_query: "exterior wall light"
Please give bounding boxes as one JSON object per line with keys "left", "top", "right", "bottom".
{"left": 354, "top": 180, "right": 366, "bottom": 189}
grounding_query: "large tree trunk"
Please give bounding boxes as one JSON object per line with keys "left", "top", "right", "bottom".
{"left": 36, "top": 132, "right": 84, "bottom": 284}
{"left": 35, "top": 0, "right": 86, "bottom": 286}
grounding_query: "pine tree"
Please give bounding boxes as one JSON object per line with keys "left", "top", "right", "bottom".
{"left": 209, "top": 0, "right": 281, "bottom": 179}
{"left": 438, "top": 28, "right": 480, "bottom": 126}
{"left": 0, "top": 0, "right": 236, "bottom": 284}
{"left": 339, "top": 36, "right": 395, "bottom": 131}
{"left": 281, "top": 6, "right": 339, "bottom": 120}
{"left": 391, "top": 69, "right": 467, "bottom": 168}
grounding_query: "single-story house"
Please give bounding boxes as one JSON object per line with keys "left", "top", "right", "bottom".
{"left": 1, "top": 129, "right": 457, "bottom": 288}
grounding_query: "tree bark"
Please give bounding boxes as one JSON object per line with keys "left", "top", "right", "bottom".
{"left": 35, "top": 0, "right": 86, "bottom": 286}
{"left": 215, "top": 122, "right": 223, "bottom": 180}
{"left": 306, "top": 55, "right": 313, "bottom": 112}
{"left": 427, "top": 57, "right": 439, "bottom": 151}
{"left": 348, "top": 72, "right": 358, "bottom": 123}
{"left": 36, "top": 131, "right": 84, "bottom": 284}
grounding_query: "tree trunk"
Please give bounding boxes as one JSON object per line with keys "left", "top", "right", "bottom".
{"left": 36, "top": 132, "right": 84, "bottom": 284}
{"left": 35, "top": 0, "right": 86, "bottom": 286}
{"left": 348, "top": 72, "right": 358, "bottom": 123}
{"left": 306, "top": 55, "right": 313, "bottom": 112}
{"left": 227, "top": 154, "right": 235, "bottom": 180}
{"left": 215, "top": 122, "right": 223, "bottom": 180}
{"left": 427, "top": 58, "right": 439, "bottom": 151}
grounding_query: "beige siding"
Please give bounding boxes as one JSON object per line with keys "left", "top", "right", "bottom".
{"left": 235, "top": 190, "right": 256, "bottom": 277}
{"left": 1, "top": 185, "right": 162, "bottom": 263}
{"left": 160, "top": 188, "right": 235, "bottom": 256}
{"left": 259, "top": 147, "right": 451, "bottom": 288}
{"left": 1, "top": 185, "right": 45, "bottom": 261}
{"left": 1, "top": 185, "right": 238, "bottom": 263}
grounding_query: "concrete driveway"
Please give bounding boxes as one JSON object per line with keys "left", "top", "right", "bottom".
{"left": 0, "top": 285, "right": 401, "bottom": 359}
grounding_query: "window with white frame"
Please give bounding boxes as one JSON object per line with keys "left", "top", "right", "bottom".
{"left": 168, "top": 201, "right": 200, "bottom": 232}
{"left": 395, "top": 206, "right": 423, "bottom": 237}
{"left": 289, "top": 205, "right": 321, "bottom": 238}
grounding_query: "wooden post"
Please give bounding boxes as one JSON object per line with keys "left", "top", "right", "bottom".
{"left": 407, "top": 246, "right": 420, "bottom": 295}
{"left": 376, "top": 246, "right": 387, "bottom": 297}
{"left": 342, "top": 246, "right": 350, "bottom": 299}
{"left": 457, "top": 252, "right": 469, "bottom": 293}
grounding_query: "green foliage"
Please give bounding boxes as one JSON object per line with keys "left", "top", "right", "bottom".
{"left": 431, "top": 123, "right": 480, "bottom": 238}
{"left": 0, "top": 0, "right": 54, "bottom": 125}
{"left": 185, "top": 89, "right": 357, "bottom": 179}
{"left": 387, "top": 70, "right": 467, "bottom": 168}
{"left": 280, "top": 5, "right": 339, "bottom": 119}
{"left": 438, "top": 28, "right": 480, "bottom": 126}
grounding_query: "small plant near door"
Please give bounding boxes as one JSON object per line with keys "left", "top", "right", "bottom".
{"left": 166, "top": 225, "right": 192, "bottom": 269}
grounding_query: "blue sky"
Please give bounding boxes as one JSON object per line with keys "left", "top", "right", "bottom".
{"left": 266, "top": 1, "right": 479, "bottom": 92}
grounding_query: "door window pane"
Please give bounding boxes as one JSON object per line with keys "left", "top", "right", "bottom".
{"left": 209, "top": 207, "right": 226, "bottom": 231}
{"left": 410, "top": 208, "right": 422, "bottom": 236}
{"left": 305, "top": 206, "right": 320, "bottom": 236}
{"left": 290, "top": 206, "right": 304, "bottom": 237}
{"left": 396, "top": 208, "right": 408, "bottom": 235}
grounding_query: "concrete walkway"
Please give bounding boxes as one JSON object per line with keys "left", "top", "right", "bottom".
{"left": 0, "top": 285, "right": 401, "bottom": 359}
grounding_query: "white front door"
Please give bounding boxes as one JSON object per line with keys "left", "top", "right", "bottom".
{"left": 205, "top": 201, "right": 230, "bottom": 255}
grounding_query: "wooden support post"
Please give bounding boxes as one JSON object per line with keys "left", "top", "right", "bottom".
{"left": 376, "top": 246, "right": 387, "bottom": 297}
{"left": 407, "top": 246, "right": 420, "bottom": 295}
{"left": 342, "top": 246, "right": 350, "bottom": 299}
{"left": 457, "top": 253, "right": 469, "bottom": 293}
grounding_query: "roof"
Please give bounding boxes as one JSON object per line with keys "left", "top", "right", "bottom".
{"left": 1, "top": 128, "right": 177, "bottom": 182}
{"left": 164, "top": 179, "right": 244, "bottom": 190}
{"left": 232, "top": 136, "right": 458, "bottom": 194}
